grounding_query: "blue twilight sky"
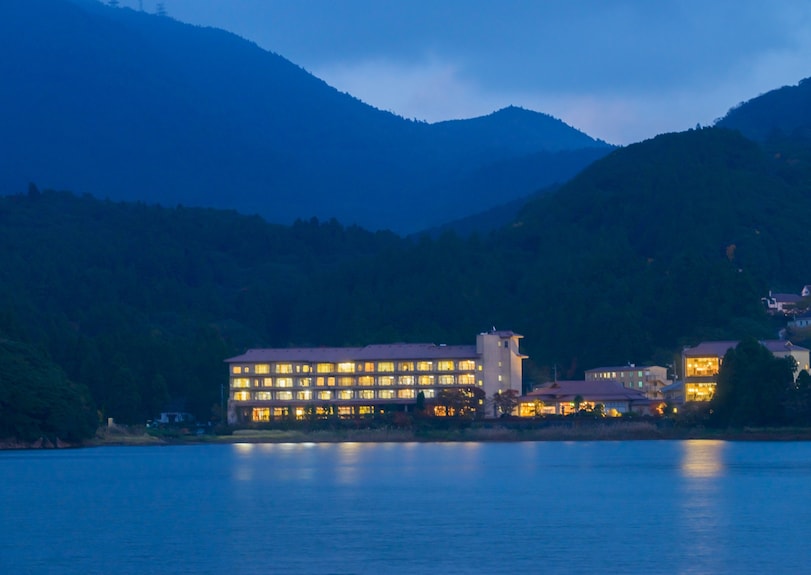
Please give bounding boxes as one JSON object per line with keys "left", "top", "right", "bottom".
{"left": 112, "top": 0, "right": 811, "bottom": 145}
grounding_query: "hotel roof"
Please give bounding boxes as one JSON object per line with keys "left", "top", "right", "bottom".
{"left": 683, "top": 340, "right": 809, "bottom": 357}
{"left": 526, "top": 380, "right": 651, "bottom": 402}
{"left": 226, "top": 343, "right": 479, "bottom": 363}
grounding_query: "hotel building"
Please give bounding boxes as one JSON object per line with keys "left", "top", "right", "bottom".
{"left": 682, "top": 340, "right": 810, "bottom": 402}
{"left": 584, "top": 365, "right": 670, "bottom": 400}
{"left": 226, "top": 330, "right": 526, "bottom": 424}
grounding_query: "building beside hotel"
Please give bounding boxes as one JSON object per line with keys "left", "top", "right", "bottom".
{"left": 518, "top": 379, "right": 655, "bottom": 417}
{"left": 226, "top": 330, "right": 526, "bottom": 424}
{"left": 584, "top": 365, "right": 670, "bottom": 400}
{"left": 681, "top": 340, "right": 810, "bottom": 403}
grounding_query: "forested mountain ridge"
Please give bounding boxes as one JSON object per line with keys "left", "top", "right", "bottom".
{"left": 5, "top": 120, "right": 810, "bottom": 436}
{"left": 0, "top": 0, "right": 610, "bottom": 234}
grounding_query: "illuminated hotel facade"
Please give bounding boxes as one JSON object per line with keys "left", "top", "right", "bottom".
{"left": 682, "top": 340, "right": 810, "bottom": 402}
{"left": 226, "top": 330, "right": 525, "bottom": 424}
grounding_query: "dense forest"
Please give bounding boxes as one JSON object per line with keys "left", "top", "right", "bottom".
{"left": 4, "top": 123, "right": 811, "bottom": 441}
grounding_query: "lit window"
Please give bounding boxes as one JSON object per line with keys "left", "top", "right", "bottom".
{"left": 255, "top": 391, "right": 272, "bottom": 400}
{"left": 327, "top": 377, "right": 335, "bottom": 387}
{"left": 398, "top": 375, "right": 415, "bottom": 386}
{"left": 338, "top": 406, "right": 353, "bottom": 416}
{"left": 359, "top": 390, "right": 374, "bottom": 399}
{"left": 252, "top": 408, "right": 270, "bottom": 422}
{"left": 277, "top": 378, "right": 293, "bottom": 388}
{"left": 398, "top": 389, "right": 415, "bottom": 399}
{"left": 423, "top": 389, "right": 436, "bottom": 398}
{"left": 232, "top": 366, "right": 242, "bottom": 374}
{"left": 338, "top": 362, "right": 355, "bottom": 373}
{"left": 255, "top": 364, "right": 270, "bottom": 374}
{"left": 301, "top": 365, "right": 311, "bottom": 373}
{"left": 378, "top": 362, "right": 394, "bottom": 372}
{"left": 298, "top": 377, "right": 311, "bottom": 387}
{"left": 275, "top": 364, "right": 293, "bottom": 374}
{"left": 399, "top": 361, "right": 414, "bottom": 371}
{"left": 458, "top": 360, "right": 475, "bottom": 371}
{"left": 363, "top": 362, "right": 375, "bottom": 372}
{"left": 232, "top": 378, "right": 250, "bottom": 389}
{"left": 358, "top": 406, "right": 373, "bottom": 414}
{"left": 438, "top": 360, "right": 454, "bottom": 371}
{"left": 316, "top": 377, "right": 325, "bottom": 387}
{"left": 378, "top": 390, "right": 394, "bottom": 399}
{"left": 438, "top": 375, "right": 455, "bottom": 385}
{"left": 338, "top": 390, "right": 354, "bottom": 400}
{"left": 378, "top": 376, "right": 394, "bottom": 387}
{"left": 418, "top": 375, "right": 434, "bottom": 386}
{"left": 318, "top": 390, "right": 332, "bottom": 400}
{"left": 233, "top": 391, "right": 250, "bottom": 401}
{"left": 262, "top": 378, "right": 272, "bottom": 387}
{"left": 417, "top": 361, "right": 433, "bottom": 371}
{"left": 316, "top": 363, "right": 334, "bottom": 373}
{"left": 358, "top": 376, "right": 374, "bottom": 386}
{"left": 458, "top": 374, "right": 475, "bottom": 385}
{"left": 277, "top": 391, "right": 293, "bottom": 401}
{"left": 297, "top": 390, "right": 312, "bottom": 401}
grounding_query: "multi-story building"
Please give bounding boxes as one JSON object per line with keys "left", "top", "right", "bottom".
{"left": 682, "top": 340, "right": 810, "bottom": 402}
{"left": 584, "top": 365, "right": 670, "bottom": 400}
{"left": 225, "top": 330, "right": 526, "bottom": 424}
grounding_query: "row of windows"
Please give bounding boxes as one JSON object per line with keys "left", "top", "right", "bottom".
{"left": 685, "top": 357, "right": 720, "bottom": 378}
{"left": 232, "top": 374, "right": 476, "bottom": 388}
{"left": 234, "top": 388, "right": 441, "bottom": 401}
{"left": 232, "top": 359, "right": 477, "bottom": 376}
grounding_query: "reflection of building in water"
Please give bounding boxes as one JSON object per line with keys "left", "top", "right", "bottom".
{"left": 677, "top": 340, "right": 810, "bottom": 404}
{"left": 680, "top": 440, "right": 725, "bottom": 478}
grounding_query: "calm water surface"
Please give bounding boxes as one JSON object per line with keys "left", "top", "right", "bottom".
{"left": 2, "top": 440, "right": 811, "bottom": 574}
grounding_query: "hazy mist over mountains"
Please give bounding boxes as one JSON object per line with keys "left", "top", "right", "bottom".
{"left": 0, "top": 0, "right": 611, "bottom": 234}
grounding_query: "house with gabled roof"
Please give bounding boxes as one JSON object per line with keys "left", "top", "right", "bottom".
{"left": 518, "top": 379, "right": 656, "bottom": 417}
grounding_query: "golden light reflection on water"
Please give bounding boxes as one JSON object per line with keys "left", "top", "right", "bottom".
{"left": 681, "top": 440, "right": 726, "bottom": 478}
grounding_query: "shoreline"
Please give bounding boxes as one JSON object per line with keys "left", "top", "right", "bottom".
{"left": 7, "top": 422, "right": 811, "bottom": 450}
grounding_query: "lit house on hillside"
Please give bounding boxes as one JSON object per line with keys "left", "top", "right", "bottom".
{"left": 225, "top": 330, "right": 526, "bottom": 424}
{"left": 682, "top": 340, "right": 810, "bottom": 403}
{"left": 584, "top": 365, "right": 670, "bottom": 400}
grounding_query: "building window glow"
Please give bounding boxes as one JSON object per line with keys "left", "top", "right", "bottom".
{"left": 255, "top": 364, "right": 270, "bottom": 374}
{"left": 337, "top": 362, "right": 355, "bottom": 373}
{"left": 378, "top": 376, "right": 394, "bottom": 387}
{"left": 359, "top": 390, "right": 374, "bottom": 399}
{"left": 298, "top": 377, "right": 311, "bottom": 387}
{"left": 458, "top": 374, "right": 475, "bottom": 385}
{"left": 252, "top": 408, "right": 270, "bottom": 422}
{"left": 318, "top": 391, "right": 332, "bottom": 400}
{"left": 399, "top": 361, "right": 414, "bottom": 371}
{"left": 458, "top": 360, "right": 475, "bottom": 371}
{"left": 339, "top": 377, "right": 354, "bottom": 387}
{"left": 277, "top": 378, "right": 293, "bottom": 388}
{"left": 438, "top": 375, "right": 455, "bottom": 385}
{"left": 438, "top": 360, "right": 454, "bottom": 371}
{"left": 297, "top": 390, "right": 312, "bottom": 401}
{"left": 277, "top": 391, "right": 293, "bottom": 401}
{"left": 379, "top": 390, "right": 395, "bottom": 399}
{"left": 232, "top": 366, "right": 242, "bottom": 374}
{"left": 275, "top": 363, "right": 293, "bottom": 374}
{"left": 378, "top": 362, "right": 394, "bottom": 372}
{"left": 358, "top": 376, "right": 374, "bottom": 386}
{"left": 423, "top": 389, "right": 436, "bottom": 398}
{"left": 233, "top": 391, "right": 250, "bottom": 401}
{"left": 417, "top": 361, "right": 433, "bottom": 371}
{"left": 339, "top": 390, "right": 354, "bottom": 400}
{"left": 316, "top": 363, "right": 334, "bottom": 373}
{"left": 398, "top": 389, "right": 415, "bottom": 399}
{"left": 418, "top": 375, "right": 435, "bottom": 386}
{"left": 363, "top": 362, "right": 375, "bottom": 372}
{"left": 232, "top": 378, "right": 250, "bottom": 388}
{"left": 398, "top": 375, "right": 415, "bottom": 386}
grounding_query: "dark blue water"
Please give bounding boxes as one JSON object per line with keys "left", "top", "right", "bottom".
{"left": 2, "top": 440, "right": 810, "bottom": 574}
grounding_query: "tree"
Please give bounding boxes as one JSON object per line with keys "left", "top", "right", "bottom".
{"left": 435, "top": 388, "right": 484, "bottom": 418}
{"left": 492, "top": 389, "right": 520, "bottom": 417}
{"left": 710, "top": 338, "right": 796, "bottom": 427}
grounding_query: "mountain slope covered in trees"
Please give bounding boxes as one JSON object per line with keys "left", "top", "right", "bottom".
{"left": 5, "top": 122, "right": 811, "bottom": 438}
{"left": 0, "top": 0, "right": 610, "bottom": 234}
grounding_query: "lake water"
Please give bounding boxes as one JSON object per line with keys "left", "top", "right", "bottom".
{"left": 2, "top": 440, "right": 810, "bottom": 574}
